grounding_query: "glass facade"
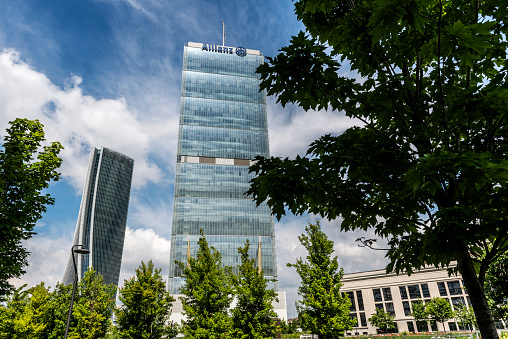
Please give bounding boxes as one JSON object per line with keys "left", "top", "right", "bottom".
{"left": 421, "top": 283, "right": 431, "bottom": 298}
{"left": 383, "top": 287, "right": 393, "bottom": 301}
{"left": 347, "top": 292, "right": 356, "bottom": 311}
{"left": 356, "top": 290, "right": 365, "bottom": 311}
{"left": 399, "top": 286, "right": 408, "bottom": 299}
{"left": 408, "top": 284, "right": 421, "bottom": 299}
{"left": 62, "top": 147, "right": 134, "bottom": 287}
{"left": 447, "top": 280, "right": 462, "bottom": 295}
{"left": 403, "top": 301, "right": 411, "bottom": 316}
{"left": 168, "top": 43, "right": 277, "bottom": 294}
{"left": 438, "top": 282, "right": 448, "bottom": 296}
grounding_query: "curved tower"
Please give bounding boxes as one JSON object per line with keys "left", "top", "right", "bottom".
{"left": 62, "top": 147, "right": 134, "bottom": 287}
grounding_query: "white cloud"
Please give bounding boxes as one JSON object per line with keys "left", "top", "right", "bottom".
{"left": 121, "top": 0, "right": 156, "bottom": 19}
{"left": 0, "top": 49, "right": 176, "bottom": 191}
{"left": 267, "top": 96, "right": 361, "bottom": 158}
{"left": 8, "top": 234, "right": 71, "bottom": 289}
{"left": 118, "top": 227, "right": 171, "bottom": 287}
{"left": 128, "top": 195, "right": 173, "bottom": 236}
{"left": 9, "top": 226, "right": 171, "bottom": 297}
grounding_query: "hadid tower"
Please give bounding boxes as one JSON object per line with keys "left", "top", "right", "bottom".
{"left": 168, "top": 41, "right": 284, "bottom": 318}
{"left": 62, "top": 147, "right": 134, "bottom": 287}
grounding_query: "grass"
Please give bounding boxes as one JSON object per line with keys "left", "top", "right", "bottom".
{"left": 352, "top": 333, "right": 478, "bottom": 339}
{"left": 279, "top": 332, "right": 479, "bottom": 339}
{"left": 104, "top": 331, "right": 491, "bottom": 339}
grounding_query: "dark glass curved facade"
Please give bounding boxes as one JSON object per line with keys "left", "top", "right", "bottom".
{"left": 168, "top": 42, "right": 278, "bottom": 294}
{"left": 62, "top": 147, "right": 134, "bottom": 287}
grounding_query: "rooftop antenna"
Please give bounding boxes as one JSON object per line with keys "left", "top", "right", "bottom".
{"left": 222, "top": 21, "right": 226, "bottom": 46}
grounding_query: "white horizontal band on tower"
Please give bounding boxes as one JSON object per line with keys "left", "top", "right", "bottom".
{"left": 179, "top": 155, "right": 257, "bottom": 167}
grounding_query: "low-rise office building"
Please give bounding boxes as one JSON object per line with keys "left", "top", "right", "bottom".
{"left": 341, "top": 266, "right": 473, "bottom": 334}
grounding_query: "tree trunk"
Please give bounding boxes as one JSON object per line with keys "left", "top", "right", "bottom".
{"left": 459, "top": 247, "right": 499, "bottom": 339}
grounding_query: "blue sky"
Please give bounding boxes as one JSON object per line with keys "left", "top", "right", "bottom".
{"left": 0, "top": 0, "right": 388, "bottom": 318}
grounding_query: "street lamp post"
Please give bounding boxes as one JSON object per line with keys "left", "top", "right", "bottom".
{"left": 64, "top": 244, "right": 90, "bottom": 339}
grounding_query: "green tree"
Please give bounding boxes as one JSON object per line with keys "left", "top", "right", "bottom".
{"left": 0, "top": 282, "right": 71, "bottom": 339}
{"left": 288, "top": 319, "right": 298, "bottom": 334}
{"left": 411, "top": 300, "right": 429, "bottom": 332}
{"left": 231, "top": 240, "right": 278, "bottom": 339}
{"left": 0, "top": 283, "right": 52, "bottom": 339}
{"left": 44, "top": 282, "right": 72, "bottom": 339}
{"left": 368, "top": 308, "right": 396, "bottom": 334}
{"left": 247, "top": 1, "right": 508, "bottom": 339}
{"left": 115, "top": 260, "right": 176, "bottom": 339}
{"left": 426, "top": 297, "right": 454, "bottom": 331}
{"left": 488, "top": 300, "right": 507, "bottom": 325}
{"left": 0, "top": 284, "right": 29, "bottom": 339}
{"left": 176, "top": 230, "right": 233, "bottom": 339}
{"left": 280, "top": 319, "right": 299, "bottom": 334}
{"left": 0, "top": 118, "right": 63, "bottom": 296}
{"left": 288, "top": 221, "right": 354, "bottom": 339}
{"left": 279, "top": 321, "right": 289, "bottom": 334}
{"left": 68, "top": 267, "right": 116, "bottom": 339}
{"left": 455, "top": 305, "right": 477, "bottom": 331}
{"left": 14, "top": 283, "right": 51, "bottom": 338}
{"left": 485, "top": 251, "right": 508, "bottom": 322}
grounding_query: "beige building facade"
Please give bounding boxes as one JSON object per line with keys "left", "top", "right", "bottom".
{"left": 341, "top": 267, "right": 473, "bottom": 335}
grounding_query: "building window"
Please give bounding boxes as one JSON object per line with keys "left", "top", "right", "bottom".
{"left": 407, "top": 321, "right": 415, "bottom": 333}
{"left": 449, "top": 322, "right": 457, "bottom": 331}
{"left": 421, "top": 283, "right": 431, "bottom": 298}
{"left": 174, "top": 266, "right": 182, "bottom": 277}
{"left": 385, "top": 302, "right": 395, "bottom": 316}
{"left": 437, "top": 282, "right": 448, "bottom": 296}
{"left": 495, "top": 321, "right": 506, "bottom": 329}
{"left": 416, "top": 321, "right": 429, "bottom": 332}
{"left": 447, "top": 280, "right": 462, "bottom": 295}
{"left": 403, "top": 301, "right": 411, "bottom": 316}
{"left": 383, "top": 323, "right": 398, "bottom": 334}
{"left": 375, "top": 303, "right": 384, "bottom": 310}
{"left": 459, "top": 323, "right": 471, "bottom": 331}
{"left": 383, "top": 287, "right": 393, "bottom": 301}
{"left": 350, "top": 313, "right": 358, "bottom": 326}
{"left": 451, "top": 296, "right": 465, "bottom": 310}
{"left": 348, "top": 291, "right": 356, "bottom": 311}
{"left": 360, "top": 312, "right": 367, "bottom": 327}
{"left": 408, "top": 285, "right": 421, "bottom": 299}
{"left": 430, "top": 321, "right": 438, "bottom": 332}
{"left": 399, "top": 286, "right": 408, "bottom": 300}
{"left": 356, "top": 290, "right": 365, "bottom": 311}
{"left": 373, "top": 288, "right": 383, "bottom": 302}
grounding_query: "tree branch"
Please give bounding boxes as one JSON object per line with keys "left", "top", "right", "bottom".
{"left": 437, "top": 0, "right": 448, "bottom": 150}
{"left": 356, "top": 237, "right": 390, "bottom": 251}
{"left": 319, "top": 84, "right": 412, "bottom": 158}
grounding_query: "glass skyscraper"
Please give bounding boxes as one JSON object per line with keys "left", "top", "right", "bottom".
{"left": 168, "top": 42, "right": 279, "bottom": 295}
{"left": 62, "top": 147, "right": 134, "bottom": 287}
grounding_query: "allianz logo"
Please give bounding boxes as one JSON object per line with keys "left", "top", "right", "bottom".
{"left": 201, "top": 44, "right": 247, "bottom": 57}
